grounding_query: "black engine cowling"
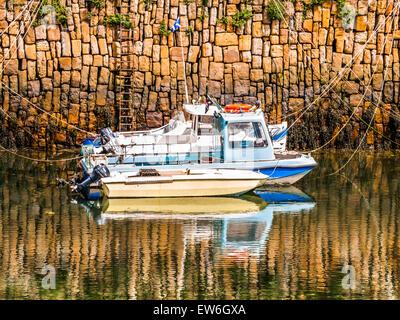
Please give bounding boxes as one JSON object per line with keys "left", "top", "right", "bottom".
{"left": 74, "top": 164, "right": 110, "bottom": 195}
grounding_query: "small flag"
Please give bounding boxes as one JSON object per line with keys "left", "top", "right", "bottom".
{"left": 170, "top": 17, "right": 181, "bottom": 32}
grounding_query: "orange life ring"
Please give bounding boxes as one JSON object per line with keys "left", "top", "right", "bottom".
{"left": 224, "top": 104, "right": 253, "bottom": 113}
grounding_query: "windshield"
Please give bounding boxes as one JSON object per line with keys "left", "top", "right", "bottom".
{"left": 228, "top": 122, "right": 268, "bottom": 148}
{"left": 196, "top": 115, "right": 221, "bottom": 136}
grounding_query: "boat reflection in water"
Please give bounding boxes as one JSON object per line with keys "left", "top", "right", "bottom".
{"left": 102, "top": 194, "right": 267, "bottom": 217}
{"left": 76, "top": 186, "right": 315, "bottom": 262}
{"left": 255, "top": 185, "right": 314, "bottom": 203}
{"left": 76, "top": 193, "right": 267, "bottom": 221}
{"left": 218, "top": 189, "right": 315, "bottom": 261}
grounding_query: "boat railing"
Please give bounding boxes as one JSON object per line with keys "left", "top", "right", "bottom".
{"left": 90, "top": 145, "right": 222, "bottom": 158}
{"left": 89, "top": 143, "right": 223, "bottom": 166}
{"left": 116, "top": 123, "right": 170, "bottom": 136}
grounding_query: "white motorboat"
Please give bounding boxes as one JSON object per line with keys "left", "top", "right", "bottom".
{"left": 101, "top": 168, "right": 268, "bottom": 198}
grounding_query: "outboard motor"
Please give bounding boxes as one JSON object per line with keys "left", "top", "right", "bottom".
{"left": 73, "top": 164, "right": 110, "bottom": 198}
{"left": 99, "top": 127, "right": 122, "bottom": 155}
{"left": 100, "top": 128, "right": 113, "bottom": 145}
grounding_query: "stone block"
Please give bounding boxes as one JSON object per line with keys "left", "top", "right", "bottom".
{"left": 25, "top": 44, "right": 36, "bottom": 60}
{"left": 356, "top": 15, "right": 367, "bottom": 31}
{"left": 71, "top": 40, "right": 81, "bottom": 57}
{"left": 252, "top": 21, "right": 262, "bottom": 37}
{"left": 270, "top": 45, "right": 283, "bottom": 57}
{"left": 250, "top": 69, "right": 264, "bottom": 82}
{"left": 234, "top": 80, "right": 250, "bottom": 96}
{"left": 223, "top": 46, "right": 239, "bottom": 63}
{"left": 215, "top": 33, "right": 238, "bottom": 46}
{"left": 239, "top": 35, "right": 252, "bottom": 51}
{"left": 188, "top": 46, "right": 200, "bottom": 62}
{"left": 233, "top": 63, "right": 250, "bottom": 80}
{"left": 209, "top": 62, "right": 224, "bottom": 80}
{"left": 147, "top": 112, "right": 163, "bottom": 128}
{"left": 59, "top": 57, "right": 72, "bottom": 70}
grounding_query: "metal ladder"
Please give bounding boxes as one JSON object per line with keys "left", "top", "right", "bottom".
{"left": 116, "top": 0, "right": 135, "bottom": 132}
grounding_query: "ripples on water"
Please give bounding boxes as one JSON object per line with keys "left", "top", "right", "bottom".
{"left": 0, "top": 151, "right": 399, "bottom": 300}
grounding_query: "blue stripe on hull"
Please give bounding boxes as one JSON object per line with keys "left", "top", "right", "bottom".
{"left": 256, "top": 166, "right": 315, "bottom": 179}
{"left": 271, "top": 129, "right": 287, "bottom": 141}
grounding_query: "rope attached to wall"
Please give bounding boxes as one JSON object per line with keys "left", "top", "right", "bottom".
{"left": 0, "top": 144, "right": 83, "bottom": 163}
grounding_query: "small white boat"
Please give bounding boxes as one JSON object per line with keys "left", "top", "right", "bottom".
{"left": 101, "top": 169, "right": 267, "bottom": 198}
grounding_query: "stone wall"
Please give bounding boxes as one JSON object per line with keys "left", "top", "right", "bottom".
{"left": 0, "top": 0, "right": 400, "bottom": 150}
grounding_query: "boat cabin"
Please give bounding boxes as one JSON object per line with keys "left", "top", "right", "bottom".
{"left": 83, "top": 104, "right": 276, "bottom": 167}
{"left": 219, "top": 110, "right": 275, "bottom": 163}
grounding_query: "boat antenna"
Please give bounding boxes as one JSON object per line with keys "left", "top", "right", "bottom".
{"left": 205, "top": 103, "right": 209, "bottom": 114}
{"left": 250, "top": 100, "right": 261, "bottom": 112}
{"left": 207, "top": 95, "right": 222, "bottom": 111}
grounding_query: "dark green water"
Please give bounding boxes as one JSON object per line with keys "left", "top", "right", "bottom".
{"left": 0, "top": 150, "right": 399, "bottom": 300}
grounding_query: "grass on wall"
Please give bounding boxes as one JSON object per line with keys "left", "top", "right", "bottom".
{"left": 87, "top": 0, "right": 105, "bottom": 10}
{"left": 217, "top": 8, "right": 253, "bottom": 27}
{"left": 104, "top": 14, "right": 133, "bottom": 29}
{"left": 267, "top": 0, "right": 287, "bottom": 21}
{"left": 267, "top": 0, "right": 351, "bottom": 21}
{"left": 159, "top": 19, "right": 170, "bottom": 36}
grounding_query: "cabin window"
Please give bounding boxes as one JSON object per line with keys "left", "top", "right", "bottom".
{"left": 228, "top": 122, "right": 268, "bottom": 148}
{"left": 198, "top": 115, "right": 220, "bottom": 135}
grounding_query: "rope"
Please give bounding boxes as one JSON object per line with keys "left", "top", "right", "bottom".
{"left": 1, "top": 81, "right": 95, "bottom": 136}
{"left": 268, "top": 158, "right": 280, "bottom": 178}
{"left": 305, "top": 108, "right": 356, "bottom": 153}
{"left": 0, "top": 107, "right": 37, "bottom": 140}
{"left": 0, "top": 0, "right": 38, "bottom": 67}
{"left": 272, "top": 2, "right": 399, "bottom": 125}
{"left": 341, "top": 97, "right": 400, "bottom": 147}
{"left": 328, "top": 107, "right": 377, "bottom": 176}
{"left": 327, "top": 4, "right": 400, "bottom": 175}
{"left": 1, "top": 0, "right": 42, "bottom": 72}
{"left": 0, "top": 0, "right": 35, "bottom": 38}
{"left": 0, "top": 144, "right": 83, "bottom": 163}
{"left": 0, "top": 1, "right": 95, "bottom": 139}
{"left": 306, "top": 1, "right": 400, "bottom": 152}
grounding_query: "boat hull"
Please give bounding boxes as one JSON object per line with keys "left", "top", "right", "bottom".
{"left": 259, "top": 166, "right": 315, "bottom": 185}
{"left": 83, "top": 154, "right": 317, "bottom": 186}
{"left": 103, "top": 178, "right": 266, "bottom": 198}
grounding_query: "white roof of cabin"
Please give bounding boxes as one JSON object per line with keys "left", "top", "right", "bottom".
{"left": 183, "top": 104, "right": 221, "bottom": 116}
{"left": 184, "top": 103, "right": 266, "bottom": 122}
{"left": 221, "top": 109, "right": 265, "bottom": 122}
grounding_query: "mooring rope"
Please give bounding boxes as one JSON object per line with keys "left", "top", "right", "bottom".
{"left": 1, "top": 81, "right": 95, "bottom": 136}
{"left": 327, "top": 4, "right": 400, "bottom": 175}
{"left": 340, "top": 98, "right": 400, "bottom": 148}
{"left": 305, "top": 108, "right": 356, "bottom": 153}
{"left": 0, "top": 0, "right": 42, "bottom": 72}
{"left": 0, "top": 0, "right": 95, "bottom": 140}
{"left": 0, "top": 0, "right": 35, "bottom": 38}
{"left": 0, "top": 144, "right": 83, "bottom": 163}
{"left": 0, "top": 107, "right": 37, "bottom": 140}
{"left": 272, "top": 2, "right": 399, "bottom": 126}
{"left": 306, "top": 1, "right": 400, "bottom": 153}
